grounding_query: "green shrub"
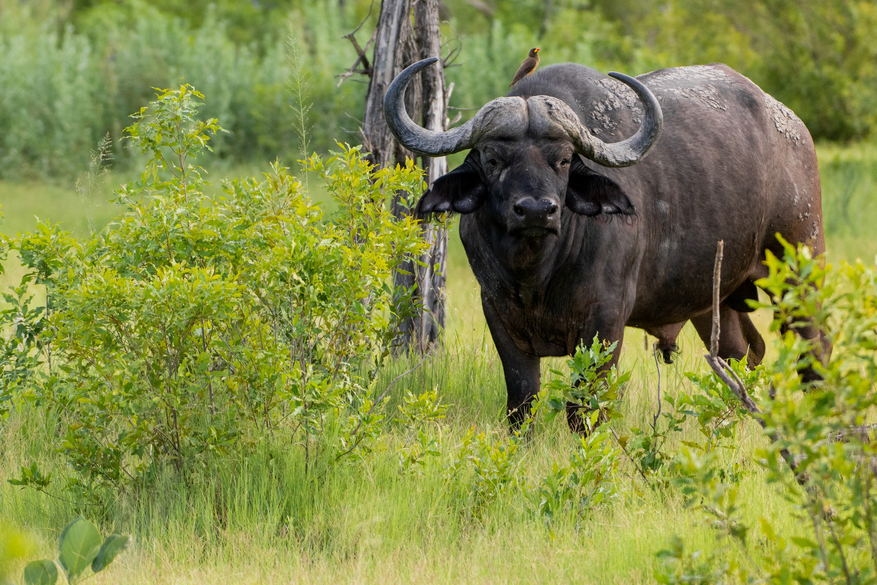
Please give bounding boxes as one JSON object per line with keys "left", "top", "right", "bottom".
{"left": 3, "top": 85, "right": 427, "bottom": 497}
{"left": 2, "top": 516, "right": 128, "bottom": 585}
{"left": 659, "top": 241, "right": 877, "bottom": 583}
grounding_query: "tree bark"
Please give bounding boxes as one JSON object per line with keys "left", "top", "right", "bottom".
{"left": 410, "top": 0, "right": 449, "bottom": 353}
{"left": 361, "top": 0, "right": 417, "bottom": 171}
{"left": 361, "top": 0, "right": 449, "bottom": 354}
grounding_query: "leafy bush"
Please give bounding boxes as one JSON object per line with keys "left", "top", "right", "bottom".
{"left": 1, "top": 517, "right": 128, "bottom": 585}
{"left": 3, "top": 85, "right": 427, "bottom": 496}
{"left": 658, "top": 241, "right": 877, "bottom": 583}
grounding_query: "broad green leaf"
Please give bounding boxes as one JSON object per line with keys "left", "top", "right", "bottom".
{"left": 91, "top": 535, "right": 129, "bottom": 573}
{"left": 23, "top": 560, "right": 58, "bottom": 585}
{"left": 58, "top": 517, "right": 101, "bottom": 580}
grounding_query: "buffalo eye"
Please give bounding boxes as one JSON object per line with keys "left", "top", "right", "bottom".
{"left": 559, "top": 158, "right": 570, "bottom": 167}
{"left": 486, "top": 158, "right": 499, "bottom": 168}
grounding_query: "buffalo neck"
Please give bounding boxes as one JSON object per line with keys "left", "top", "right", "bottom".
{"left": 461, "top": 209, "right": 592, "bottom": 301}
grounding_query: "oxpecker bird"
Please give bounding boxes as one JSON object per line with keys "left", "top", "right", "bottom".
{"left": 509, "top": 48, "right": 540, "bottom": 87}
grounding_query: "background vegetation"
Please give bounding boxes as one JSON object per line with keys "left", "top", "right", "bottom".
{"left": 1, "top": 0, "right": 876, "bottom": 583}
{"left": 0, "top": 0, "right": 875, "bottom": 181}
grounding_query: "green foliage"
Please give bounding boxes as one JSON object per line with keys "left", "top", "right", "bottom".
{"left": 0, "top": 282, "right": 46, "bottom": 418}
{"left": 7, "top": 463, "right": 52, "bottom": 491}
{"left": 661, "top": 242, "right": 877, "bottom": 583}
{"left": 451, "top": 428, "right": 524, "bottom": 514}
{"left": 0, "top": 523, "right": 36, "bottom": 585}
{"left": 57, "top": 517, "right": 101, "bottom": 581}
{"left": 3, "top": 86, "right": 428, "bottom": 496}
{"left": 8, "top": 517, "right": 128, "bottom": 585}
{"left": 22, "top": 560, "right": 58, "bottom": 585}
{"left": 527, "top": 426, "right": 620, "bottom": 523}
{"left": 1, "top": 0, "right": 873, "bottom": 181}
{"left": 654, "top": 533, "right": 737, "bottom": 585}
{"left": 90, "top": 535, "right": 129, "bottom": 574}
{"left": 677, "top": 358, "right": 756, "bottom": 472}
{"left": 543, "top": 336, "right": 630, "bottom": 428}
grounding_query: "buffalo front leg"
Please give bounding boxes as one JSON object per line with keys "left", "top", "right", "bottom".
{"left": 483, "top": 300, "right": 541, "bottom": 430}
{"left": 567, "top": 322, "right": 626, "bottom": 434}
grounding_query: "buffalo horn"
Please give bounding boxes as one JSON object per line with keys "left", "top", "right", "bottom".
{"left": 383, "top": 58, "right": 663, "bottom": 167}
{"left": 565, "top": 72, "right": 663, "bottom": 167}
{"left": 383, "top": 58, "right": 527, "bottom": 157}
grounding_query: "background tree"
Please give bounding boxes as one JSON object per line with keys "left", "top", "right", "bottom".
{"left": 352, "top": 0, "right": 450, "bottom": 354}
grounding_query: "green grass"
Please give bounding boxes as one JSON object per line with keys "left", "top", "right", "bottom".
{"left": 1, "top": 142, "right": 875, "bottom": 583}
{"left": 1, "top": 340, "right": 790, "bottom": 584}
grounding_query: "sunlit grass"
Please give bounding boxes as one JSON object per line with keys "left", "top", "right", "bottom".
{"left": 0, "top": 333, "right": 802, "bottom": 584}
{"left": 1, "top": 142, "right": 875, "bottom": 583}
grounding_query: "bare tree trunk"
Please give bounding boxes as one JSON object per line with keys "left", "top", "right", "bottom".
{"left": 410, "top": 0, "right": 449, "bottom": 353}
{"left": 361, "top": 0, "right": 416, "bottom": 171}
{"left": 360, "top": 0, "right": 449, "bottom": 354}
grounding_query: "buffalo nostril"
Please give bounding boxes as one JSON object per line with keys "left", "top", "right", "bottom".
{"left": 513, "top": 203, "right": 525, "bottom": 217}
{"left": 547, "top": 202, "right": 558, "bottom": 215}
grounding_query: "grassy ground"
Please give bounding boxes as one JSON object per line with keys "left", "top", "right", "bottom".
{"left": 1, "top": 143, "right": 875, "bottom": 583}
{"left": 1, "top": 340, "right": 787, "bottom": 584}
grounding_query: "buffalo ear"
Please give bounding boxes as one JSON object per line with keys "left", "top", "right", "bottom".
{"left": 415, "top": 150, "right": 487, "bottom": 217}
{"left": 566, "top": 156, "right": 635, "bottom": 217}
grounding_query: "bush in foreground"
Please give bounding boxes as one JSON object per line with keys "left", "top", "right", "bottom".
{"left": 2, "top": 85, "right": 426, "bottom": 499}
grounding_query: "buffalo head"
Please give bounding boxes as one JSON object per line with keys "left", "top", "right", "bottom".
{"left": 383, "top": 58, "right": 663, "bottom": 235}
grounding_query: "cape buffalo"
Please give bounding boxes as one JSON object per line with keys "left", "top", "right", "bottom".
{"left": 383, "top": 57, "right": 828, "bottom": 430}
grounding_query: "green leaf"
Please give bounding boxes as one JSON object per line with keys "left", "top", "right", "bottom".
{"left": 58, "top": 517, "right": 102, "bottom": 580}
{"left": 23, "top": 560, "right": 58, "bottom": 585}
{"left": 92, "top": 535, "right": 129, "bottom": 573}
{"left": 759, "top": 517, "right": 776, "bottom": 541}
{"left": 790, "top": 536, "right": 820, "bottom": 550}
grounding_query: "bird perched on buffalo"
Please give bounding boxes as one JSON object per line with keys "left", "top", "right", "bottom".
{"left": 509, "top": 48, "right": 540, "bottom": 87}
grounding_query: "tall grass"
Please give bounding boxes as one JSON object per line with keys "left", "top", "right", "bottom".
{"left": 0, "top": 0, "right": 364, "bottom": 181}
{"left": 1, "top": 142, "right": 875, "bottom": 583}
{"left": 0, "top": 334, "right": 797, "bottom": 584}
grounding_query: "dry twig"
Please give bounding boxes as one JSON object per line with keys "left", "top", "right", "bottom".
{"left": 703, "top": 240, "right": 808, "bottom": 484}
{"left": 337, "top": 1, "right": 378, "bottom": 86}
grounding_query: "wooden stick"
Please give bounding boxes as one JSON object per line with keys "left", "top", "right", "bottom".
{"left": 710, "top": 240, "right": 723, "bottom": 359}
{"left": 704, "top": 239, "right": 808, "bottom": 484}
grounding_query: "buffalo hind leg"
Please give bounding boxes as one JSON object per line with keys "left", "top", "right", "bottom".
{"left": 690, "top": 304, "right": 766, "bottom": 366}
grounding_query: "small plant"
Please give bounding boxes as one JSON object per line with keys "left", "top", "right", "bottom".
{"left": 678, "top": 358, "right": 755, "bottom": 458}
{"left": 543, "top": 336, "right": 630, "bottom": 428}
{"left": 14, "top": 517, "right": 128, "bottom": 585}
{"left": 454, "top": 428, "right": 524, "bottom": 514}
{"left": 654, "top": 534, "right": 735, "bottom": 585}
{"left": 527, "top": 414, "right": 620, "bottom": 524}
{"left": 397, "top": 389, "right": 447, "bottom": 474}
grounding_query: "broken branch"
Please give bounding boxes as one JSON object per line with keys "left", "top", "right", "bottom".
{"left": 704, "top": 239, "right": 808, "bottom": 485}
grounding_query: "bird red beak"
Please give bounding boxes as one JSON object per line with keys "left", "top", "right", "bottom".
{"left": 535, "top": 48, "right": 540, "bottom": 52}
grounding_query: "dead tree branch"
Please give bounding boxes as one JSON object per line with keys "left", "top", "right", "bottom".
{"left": 710, "top": 240, "right": 723, "bottom": 358}
{"left": 337, "top": 0, "right": 378, "bottom": 86}
{"left": 703, "top": 239, "right": 808, "bottom": 485}
{"left": 338, "top": 29, "right": 378, "bottom": 86}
